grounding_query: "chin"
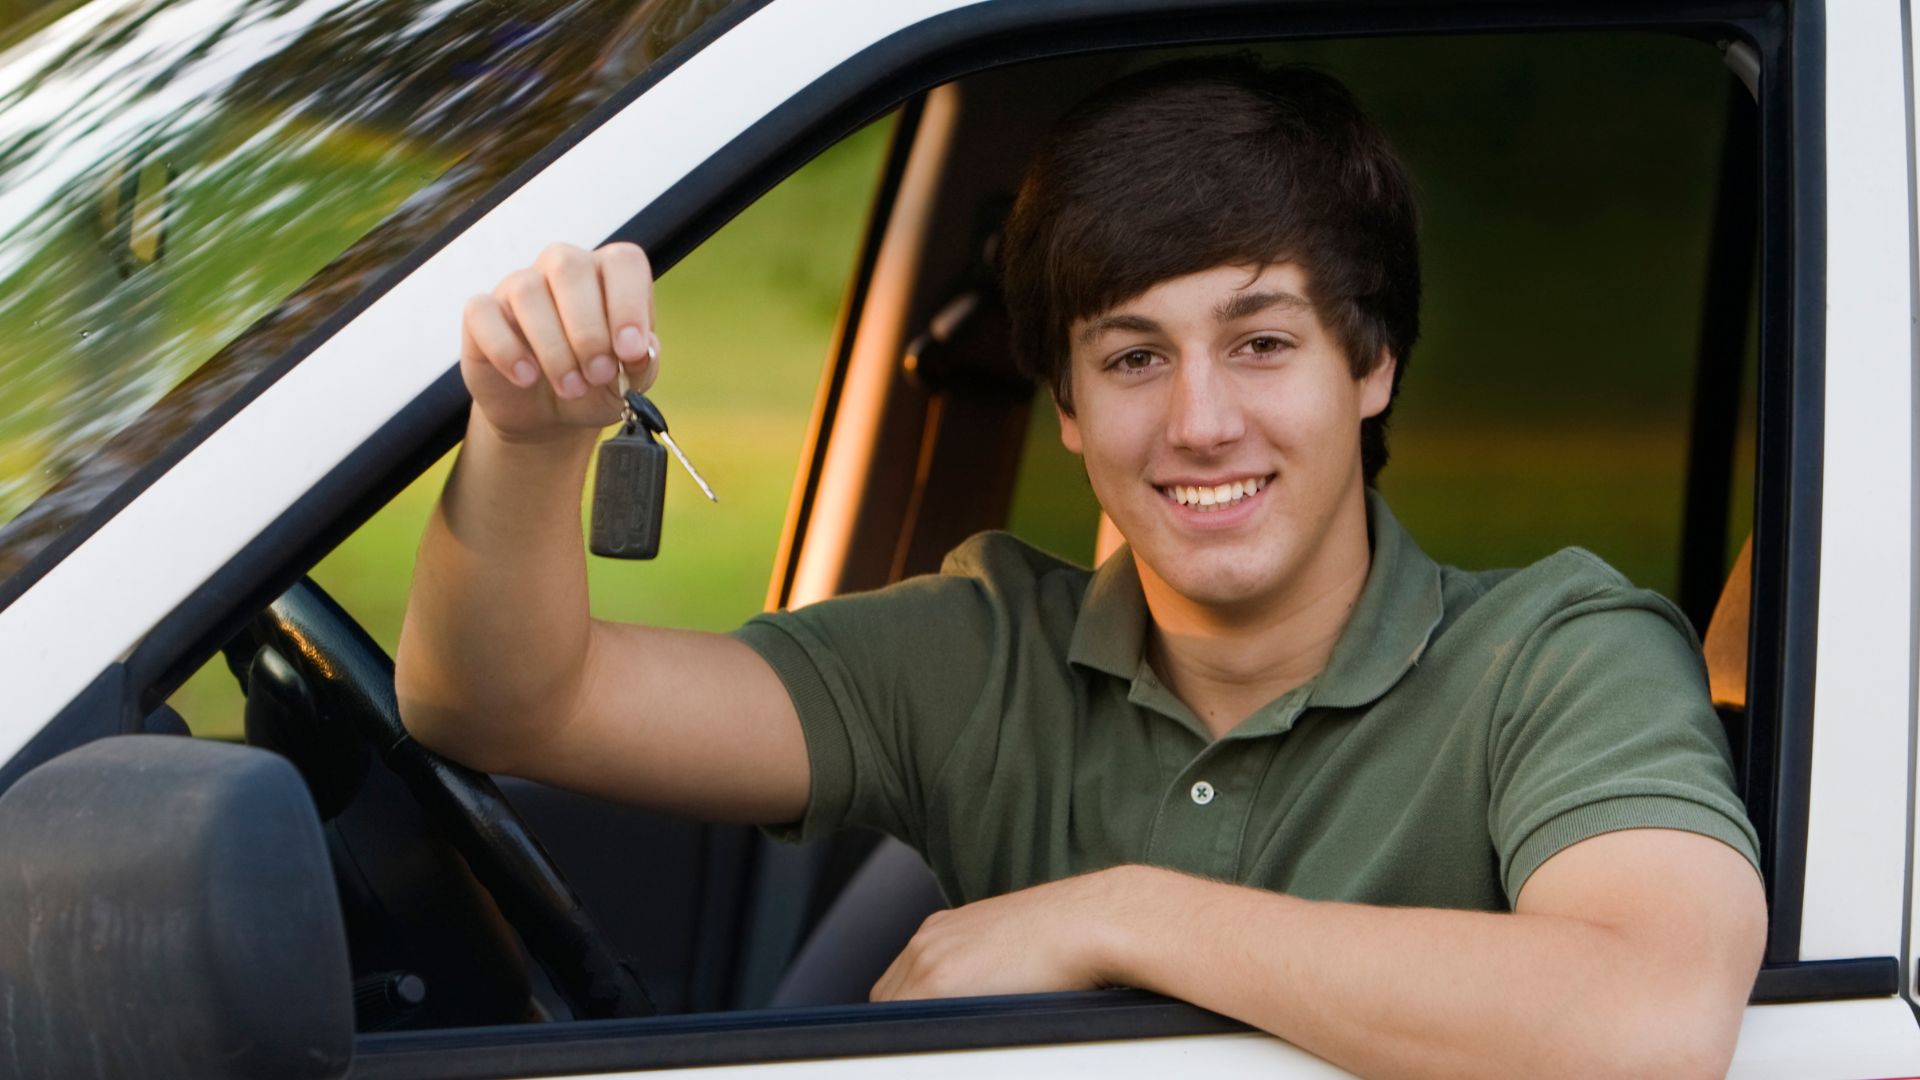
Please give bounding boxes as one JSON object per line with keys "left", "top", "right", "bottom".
{"left": 1179, "top": 572, "right": 1280, "bottom": 609}
{"left": 1149, "top": 549, "right": 1288, "bottom": 609}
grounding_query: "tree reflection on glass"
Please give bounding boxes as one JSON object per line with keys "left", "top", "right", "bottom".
{"left": 0, "top": 0, "right": 735, "bottom": 589}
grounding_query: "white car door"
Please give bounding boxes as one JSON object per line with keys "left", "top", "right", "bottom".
{"left": 4, "top": 0, "right": 1919, "bottom": 1076}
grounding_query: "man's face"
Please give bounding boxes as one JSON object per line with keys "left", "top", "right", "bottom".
{"left": 1060, "top": 262, "right": 1395, "bottom": 613}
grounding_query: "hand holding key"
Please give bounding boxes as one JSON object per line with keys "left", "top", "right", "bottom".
{"left": 459, "top": 241, "right": 657, "bottom": 444}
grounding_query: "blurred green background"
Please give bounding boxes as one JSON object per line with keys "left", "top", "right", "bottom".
{"left": 162, "top": 30, "right": 1751, "bottom": 735}
{"left": 169, "top": 116, "right": 897, "bottom": 736}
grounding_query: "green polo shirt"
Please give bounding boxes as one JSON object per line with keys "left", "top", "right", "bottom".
{"left": 731, "top": 492, "right": 1760, "bottom": 910}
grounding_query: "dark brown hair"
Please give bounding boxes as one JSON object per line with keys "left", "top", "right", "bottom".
{"left": 1000, "top": 55, "right": 1421, "bottom": 483}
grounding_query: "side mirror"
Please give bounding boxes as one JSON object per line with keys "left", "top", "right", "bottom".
{"left": 0, "top": 736, "right": 352, "bottom": 1079}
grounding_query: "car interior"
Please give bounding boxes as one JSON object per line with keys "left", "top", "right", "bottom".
{"left": 128, "top": 27, "right": 1770, "bottom": 1042}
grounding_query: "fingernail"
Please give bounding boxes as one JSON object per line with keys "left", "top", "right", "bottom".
{"left": 587, "top": 354, "right": 616, "bottom": 384}
{"left": 559, "top": 371, "right": 586, "bottom": 399}
{"left": 615, "top": 325, "right": 644, "bottom": 360}
{"left": 648, "top": 330, "right": 661, "bottom": 360}
{"left": 513, "top": 360, "right": 538, "bottom": 387}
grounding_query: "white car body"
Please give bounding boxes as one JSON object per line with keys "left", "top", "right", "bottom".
{"left": 2, "top": 0, "right": 1919, "bottom": 1075}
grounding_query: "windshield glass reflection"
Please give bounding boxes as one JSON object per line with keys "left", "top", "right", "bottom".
{"left": 0, "top": 0, "right": 736, "bottom": 594}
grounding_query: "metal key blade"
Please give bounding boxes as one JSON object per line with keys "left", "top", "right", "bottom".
{"left": 657, "top": 431, "right": 718, "bottom": 502}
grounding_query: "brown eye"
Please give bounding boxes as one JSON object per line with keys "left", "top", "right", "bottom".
{"left": 1110, "top": 349, "right": 1158, "bottom": 373}
{"left": 1246, "top": 335, "right": 1288, "bottom": 354}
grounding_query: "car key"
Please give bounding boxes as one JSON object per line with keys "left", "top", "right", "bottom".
{"left": 589, "top": 387, "right": 716, "bottom": 559}
{"left": 624, "top": 389, "right": 718, "bottom": 503}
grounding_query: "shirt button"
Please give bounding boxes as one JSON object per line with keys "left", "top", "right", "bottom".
{"left": 1190, "top": 781, "right": 1215, "bottom": 805}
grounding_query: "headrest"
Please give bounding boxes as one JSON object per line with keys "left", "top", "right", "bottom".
{"left": 1703, "top": 535, "right": 1753, "bottom": 709}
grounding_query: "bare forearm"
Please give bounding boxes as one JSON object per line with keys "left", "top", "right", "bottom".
{"left": 1098, "top": 866, "right": 1747, "bottom": 1080}
{"left": 396, "top": 411, "right": 601, "bottom": 767}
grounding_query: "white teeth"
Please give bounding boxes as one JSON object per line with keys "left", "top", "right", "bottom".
{"left": 1162, "top": 476, "right": 1269, "bottom": 510}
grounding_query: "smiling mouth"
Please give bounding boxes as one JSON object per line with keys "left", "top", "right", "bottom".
{"left": 1157, "top": 474, "right": 1273, "bottom": 512}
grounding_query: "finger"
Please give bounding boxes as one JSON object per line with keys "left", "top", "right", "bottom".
{"left": 463, "top": 294, "right": 540, "bottom": 389}
{"left": 870, "top": 944, "right": 914, "bottom": 1002}
{"left": 869, "top": 966, "right": 898, "bottom": 1002}
{"left": 497, "top": 268, "right": 587, "bottom": 400}
{"left": 597, "top": 242, "right": 656, "bottom": 380}
{"left": 620, "top": 330, "right": 658, "bottom": 395}
{"left": 537, "top": 243, "right": 617, "bottom": 388}
{"left": 459, "top": 324, "right": 503, "bottom": 399}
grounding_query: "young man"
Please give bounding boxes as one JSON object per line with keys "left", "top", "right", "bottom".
{"left": 397, "top": 57, "right": 1766, "bottom": 1077}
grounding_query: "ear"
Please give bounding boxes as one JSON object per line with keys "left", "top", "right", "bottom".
{"left": 1358, "top": 348, "right": 1397, "bottom": 420}
{"left": 1057, "top": 400, "right": 1083, "bottom": 454}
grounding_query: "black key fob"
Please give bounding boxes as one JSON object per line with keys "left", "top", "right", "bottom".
{"left": 589, "top": 425, "right": 667, "bottom": 559}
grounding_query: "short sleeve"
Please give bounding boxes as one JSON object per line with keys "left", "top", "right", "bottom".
{"left": 728, "top": 537, "right": 1029, "bottom": 847}
{"left": 1487, "top": 557, "right": 1762, "bottom": 902}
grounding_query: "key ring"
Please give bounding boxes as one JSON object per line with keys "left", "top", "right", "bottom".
{"left": 617, "top": 340, "right": 659, "bottom": 429}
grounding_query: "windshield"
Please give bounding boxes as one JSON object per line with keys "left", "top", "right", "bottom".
{"left": 0, "top": 0, "right": 740, "bottom": 595}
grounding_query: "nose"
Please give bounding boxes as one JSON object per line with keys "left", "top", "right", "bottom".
{"left": 1165, "top": 352, "right": 1245, "bottom": 454}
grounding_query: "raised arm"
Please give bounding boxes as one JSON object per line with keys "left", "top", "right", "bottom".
{"left": 394, "top": 242, "right": 808, "bottom": 824}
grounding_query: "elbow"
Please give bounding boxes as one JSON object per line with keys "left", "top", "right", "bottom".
{"left": 1599, "top": 983, "right": 1746, "bottom": 1080}
{"left": 392, "top": 641, "right": 574, "bottom": 777}
{"left": 393, "top": 648, "right": 502, "bottom": 773}
{"left": 393, "top": 675, "right": 466, "bottom": 762}
{"left": 392, "top": 644, "right": 446, "bottom": 749}
{"left": 1626, "top": 1025, "right": 1738, "bottom": 1080}
{"left": 392, "top": 626, "right": 445, "bottom": 743}
{"left": 1593, "top": 868, "right": 1765, "bottom": 1080}
{"left": 396, "top": 690, "right": 525, "bottom": 776}
{"left": 1619, "top": 1032, "right": 1738, "bottom": 1080}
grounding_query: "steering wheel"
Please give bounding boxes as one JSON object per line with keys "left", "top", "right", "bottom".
{"left": 226, "top": 575, "right": 653, "bottom": 1022}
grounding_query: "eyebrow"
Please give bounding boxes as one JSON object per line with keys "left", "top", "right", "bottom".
{"left": 1077, "top": 313, "right": 1160, "bottom": 345}
{"left": 1076, "top": 289, "right": 1313, "bottom": 346}
{"left": 1214, "top": 289, "right": 1312, "bottom": 323}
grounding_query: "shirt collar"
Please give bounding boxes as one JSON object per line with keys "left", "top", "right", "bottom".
{"left": 1068, "top": 543, "right": 1151, "bottom": 680}
{"left": 1311, "top": 490, "right": 1445, "bottom": 708}
{"left": 1067, "top": 489, "right": 1444, "bottom": 710}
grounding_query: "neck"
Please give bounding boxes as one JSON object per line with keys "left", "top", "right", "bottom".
{"left": 1139, "top": 489, "right": 1374, "bottom": 739}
